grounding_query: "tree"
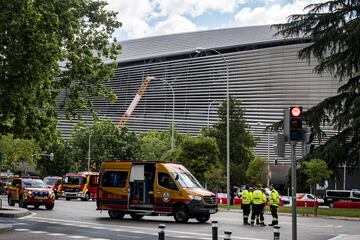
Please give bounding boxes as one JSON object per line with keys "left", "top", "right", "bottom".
{"left": 139, "top": 128, "right": 185, "bottom": 161}
{"left": 37, "top": 139, "right": 76, "bottom": 177}
{"left": 204, "top": 164, "right": 226, "bottom": 193}
{"left": 246, "top": 156, "right": 267, "bottom": 186}
{"left": 173, "top": 135, "right": 221, "bottom": 185}
{"left": 0, "top": 134, "right": 40, "bottom": 174}
{"left": 0, "top": 0, "right": 121, "bottom": 147}
{"left": 273, "top": 1, "right": 360, "bottom": 171}
{"left": 303, "top": 159, "right": 332, "bottom": 216}
{"left": 70, "top": 120, "right": 139, "bottom": 171}
{"left": 208, "top": 96, "right": 257, "bottom": 187}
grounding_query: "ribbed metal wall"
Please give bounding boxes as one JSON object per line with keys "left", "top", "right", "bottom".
{"left": 58, "top": 42, "right": 341, "bottom": 164}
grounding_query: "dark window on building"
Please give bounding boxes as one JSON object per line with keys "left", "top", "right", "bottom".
{"left": 158, "top": 172, "right": 177, "bottom": 190}
{"left": 101, "top": 171, "right": 128, "bottom": 188}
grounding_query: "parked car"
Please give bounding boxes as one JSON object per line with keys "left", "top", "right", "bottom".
{"left": 324, "top": 190, "right": 360, "bottom": 208}
{"left": 7, "top": 177, "right": 55, "bottom": 210}
{"left": 295, "top": 193, "right": 323, "bottom": 207}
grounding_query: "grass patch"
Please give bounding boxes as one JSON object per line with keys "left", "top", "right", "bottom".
{"left": 218, "top": 205, "right": 360, "bottom": 218}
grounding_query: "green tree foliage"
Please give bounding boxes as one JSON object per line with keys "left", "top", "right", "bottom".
{"left": 303, "top": 159, "right": 332, "bottom": 216}
{"left": 0, "top": 134, "right": 40, "bottom": 173}
{"left": 37, "top": 140, "right": 75, "bottom": 177}
{"left": 273, "top": 1, "right": 360, "bottom": 170}
{"left": 208, "top": 96, "right": 257, "bottom": 187}
{"left": 70, "top": 120, "right": 139, "bottom": 171}
{"left": 139, "top": 128, "right": 184, "bottom": 161}
{"left": 173, "top": 135, "right": 221, "bottom": 184}
{"left": 0, "top": 0, "right": 121, "bottom": 147}
{"left": 246, "top": 156, "right": 267, "bottom": 186}
{"left": 204, "top": 164, "right": 226, "bottom": 193}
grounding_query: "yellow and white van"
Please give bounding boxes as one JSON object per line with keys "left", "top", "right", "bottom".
{"left": 97, "top": 161, "right": 217, "bottom": 223}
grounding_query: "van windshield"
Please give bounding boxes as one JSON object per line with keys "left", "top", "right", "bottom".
{"left": 63, "top": 176, "right": 84, "bottom": 185}
{"left": 172, "top": 171, "right": 202, "bottom": 188}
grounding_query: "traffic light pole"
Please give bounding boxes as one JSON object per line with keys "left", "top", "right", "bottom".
{"left": 291, "top": 141, "right": 297, "bottom": 240}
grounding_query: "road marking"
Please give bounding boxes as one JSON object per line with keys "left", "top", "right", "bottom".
{"left": 68, "top": 236, "right": 87, "bottom": 239}
{"left": 328, "top": 234, "right": 360, "bottom": 240}
{"left": 30, "top": 231, "right": 48, "bottom": 234}
{"left": 27, "top": 216, "right": 268, "bottom": 240}
{"left": 14, "top": 228, "right": 30, "bottom": 232}
{"left": 47, "top": 233, "right": 67, "bottom": 236}
{"left": 90, "top": 238, "right": 111, "bottom": 240}
{"left": 116, "top": 234, "right": 140, "bottom": 238}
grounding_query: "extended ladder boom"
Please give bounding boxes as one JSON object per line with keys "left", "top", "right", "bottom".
{"left": 118, "top": 76, "right": 154, "bottom": 127}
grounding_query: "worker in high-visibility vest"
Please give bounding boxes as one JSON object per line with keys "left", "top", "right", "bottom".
{"left": 241, "top": 185, "right": 252, "bottom": 225}
{"left": 250, "top": 185, "right": 266, "bottom": 226}
{"left": 268, "top": 184, "right": 280, "bottom": 226}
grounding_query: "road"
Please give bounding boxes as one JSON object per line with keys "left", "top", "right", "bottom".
{"left": 0, "top": 196, "right": 360, "bottom": 240}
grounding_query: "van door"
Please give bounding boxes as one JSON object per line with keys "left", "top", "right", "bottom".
{"left": 129, "top": 164, "right": 147, "bottom": 209}
{"left": 154, "top": 171, "right": 180, "bottom": 213}
{"left": 98, "top": 170, "right": 129, "bottom": 210}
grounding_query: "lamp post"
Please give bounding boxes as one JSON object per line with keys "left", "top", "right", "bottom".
{"left": 207, "top": 100, "right": 217, "bottom": 133}
{"left": 195, "top": 47, "right": 230, "bottom": 210}
{"left": 79, "top": 126, "right": 91, "bottom": 171}
{"left": 257, "top": 122, "right": 271, "bottom": 185}
{"left": 88, "top": 131, "right": 91, "bottom": 171}
{"left": 154, "top": 77, "right": 175, "bottom": 150}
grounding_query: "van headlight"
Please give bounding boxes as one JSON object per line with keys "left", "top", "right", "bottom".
{"left": 189, "top": 195, "right": 202, "bottom": 201}
{"left": 24, "top": 190, "right": 32, "bottom": 195}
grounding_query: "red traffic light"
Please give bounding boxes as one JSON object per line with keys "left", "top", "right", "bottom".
{"left": 291, "top": 107, "right": 302, "bottom": 117}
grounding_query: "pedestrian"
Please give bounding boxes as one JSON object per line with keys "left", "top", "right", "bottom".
{"left": 250, "top": 184, "right": 266, "bottom": 226}
{"left": 268, "top": 184, "right": 280, "bottom": 226}
{"left": 241, "top": 185, "right": 252, "bottom": 225}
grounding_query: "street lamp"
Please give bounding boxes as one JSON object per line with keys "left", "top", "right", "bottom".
{"left": 195, "top": 47, "right": 230, "bottom": 210}
{"left": 257, "top": 122, "right": 271, "bottom": 185}
{"left": 207, "top": 100, "right": 217, "bottom": 132}
{"left": 153, "top": 77, "right": 175, "bottom": 150}
{"left": 79, "top": 126, "right": 92, "bottom": 171}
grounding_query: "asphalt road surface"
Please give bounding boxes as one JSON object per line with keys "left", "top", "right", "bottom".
{"left": 1, "top": 196, "right": 360, "bottom": 240}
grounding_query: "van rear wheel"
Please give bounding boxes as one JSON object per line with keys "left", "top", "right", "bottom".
{"left": 195, "top": 214, "right": 210, "bottom": 223}
{"left": 108, "top": 210, "right": 125, "bottom": 219}
{"left": 329, "top": 202, "right": 335, "bottom": 208}
{"left": 174, "top": 206, "right": 189, "bottom": 223}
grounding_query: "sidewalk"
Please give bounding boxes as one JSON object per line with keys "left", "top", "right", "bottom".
{"left": 218, "top": 207, "right": 360, "bottom": 221}
{"left": 0, "top": 205, "right": 31, "bottom": 233}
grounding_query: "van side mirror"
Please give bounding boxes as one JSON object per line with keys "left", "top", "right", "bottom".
{"left": 175, "top": 174, "right": 179, "bottom": 180}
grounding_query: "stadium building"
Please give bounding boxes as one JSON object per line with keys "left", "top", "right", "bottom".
{"left": 58, "top": 25, "right": 345, "bottom": 184}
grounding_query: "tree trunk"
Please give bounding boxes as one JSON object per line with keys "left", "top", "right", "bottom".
{"left": 314, "top": 184, "right": 318, "bottom": 217}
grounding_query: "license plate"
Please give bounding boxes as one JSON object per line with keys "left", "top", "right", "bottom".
{"left": 209, "top": 209, "right": 216, "bottom": 214}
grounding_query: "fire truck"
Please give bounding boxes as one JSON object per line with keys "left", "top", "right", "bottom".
{"left": 59, "top": 172, "right": 99, "bottom": 201}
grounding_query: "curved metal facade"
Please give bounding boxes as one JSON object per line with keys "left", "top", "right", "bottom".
{"left": 58, "top": 26, "right": 341, "bottom": 165}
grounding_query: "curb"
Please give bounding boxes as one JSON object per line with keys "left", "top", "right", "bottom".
{"left": 0, "top": 224, "right": 12, "bottom": 233}
{"left": 218, "top": 208, "right": 360, "bottom": 221}
{"left": 0, "top": 207, "right": 31, "bottom": 218}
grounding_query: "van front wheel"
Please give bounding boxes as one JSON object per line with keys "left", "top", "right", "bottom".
{"left": 196, "top": 214, "right": 210, "bottom": 223}
{"left": 108, "top": 210, "right": 125, "bottom": 219}
{"left": 174, "top": 207, "right": 189, "bottom": 223}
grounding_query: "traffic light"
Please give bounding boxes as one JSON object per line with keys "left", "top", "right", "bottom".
{"left": 302, "top": 127, "right": 314, "bottom": 156}
{"left": 284, "top": 106, "right": 303, "bottom": 142}
{"left": 273, "top": 133, "right": 285, "bottom": 157}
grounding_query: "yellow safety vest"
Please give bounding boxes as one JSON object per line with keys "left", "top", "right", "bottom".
{"left": 252, "top": 190, "right": 263, "bottom": 205}
{"left": 270, "top": 189, "right": 280, "bottom": 206}
{"left": 242, "top": 190, "right": 251, "bottom": 205}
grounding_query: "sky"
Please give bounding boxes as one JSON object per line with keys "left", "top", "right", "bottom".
{"left": 106, "top": 0, "right": 322, "bottom": 41}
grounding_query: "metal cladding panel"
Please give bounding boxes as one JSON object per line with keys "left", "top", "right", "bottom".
{"left": 57, "top": 28, "right": 341, "bottom": 165}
